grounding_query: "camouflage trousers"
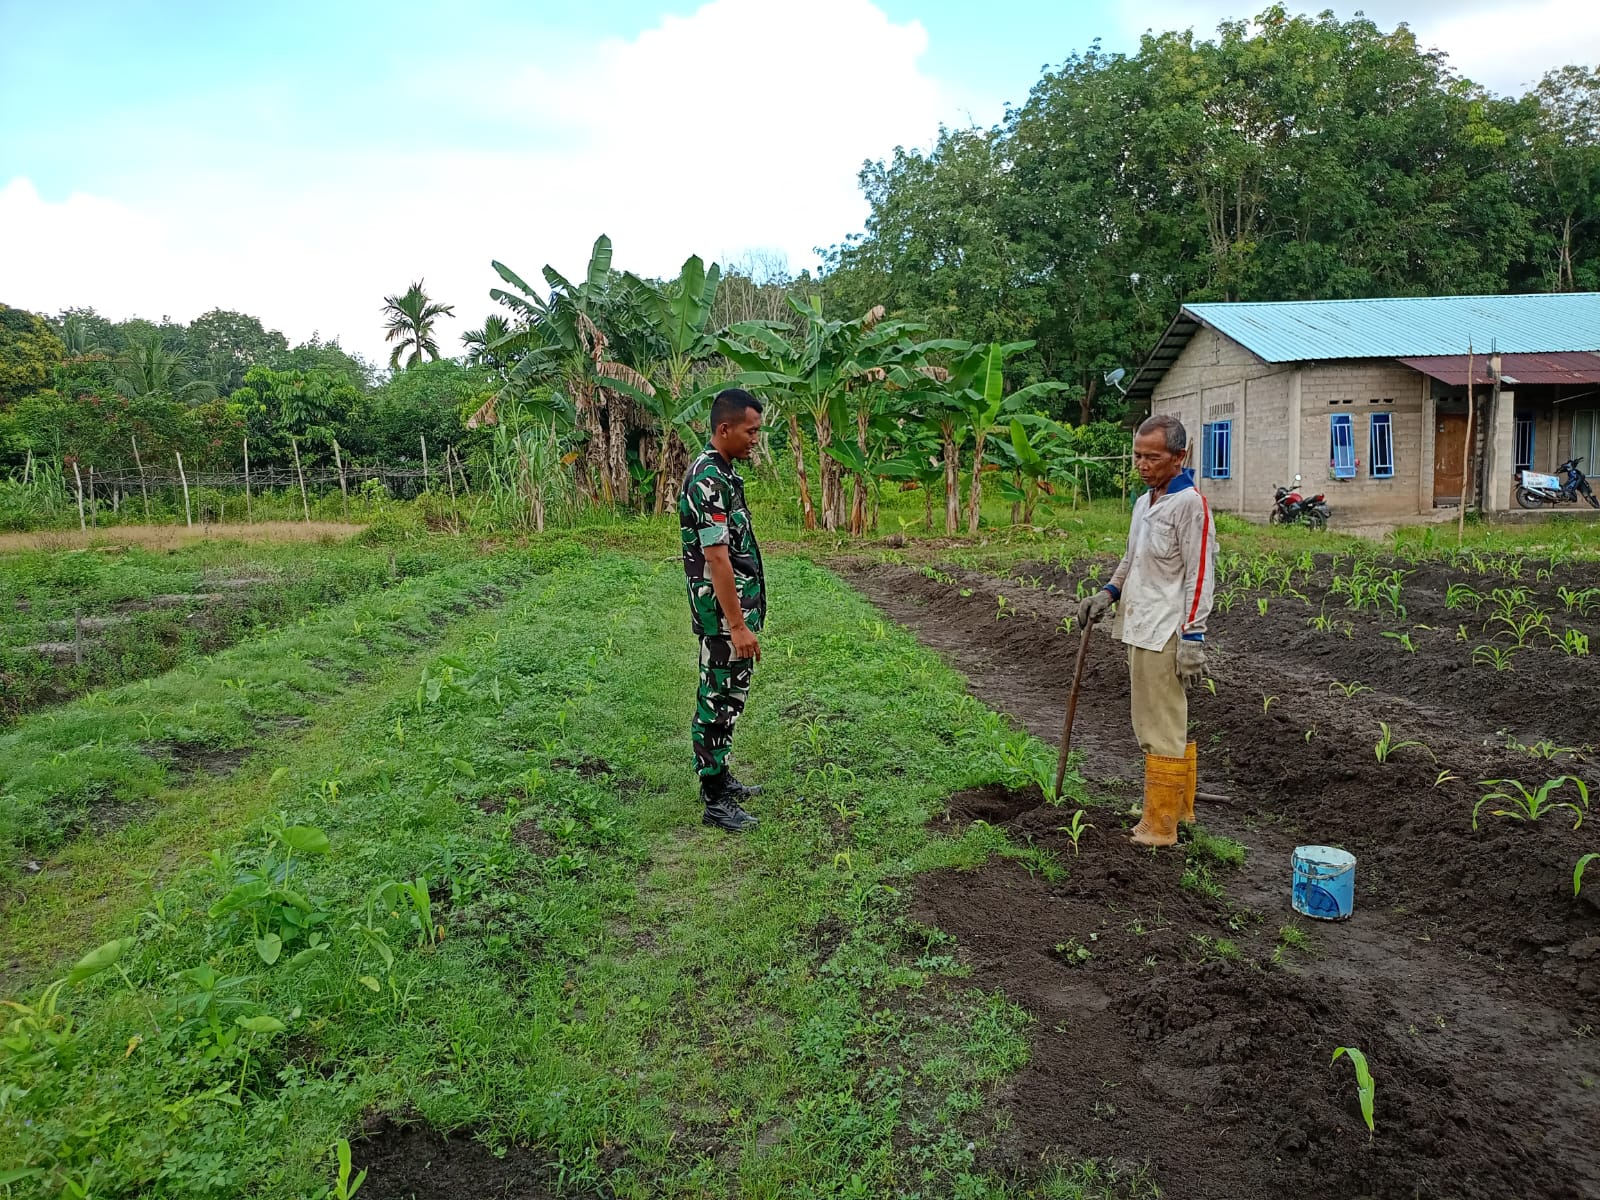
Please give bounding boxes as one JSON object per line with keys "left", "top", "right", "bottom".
{"left": 693, "top": 635, "right": 755, "bottom": 779}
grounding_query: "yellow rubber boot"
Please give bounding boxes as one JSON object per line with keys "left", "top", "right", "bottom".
{"left": 1131, "top": 752, "right": 1186, "bottom": 846}
{"left": 1181, "top": 741, "right": 1197, "bottom": 825}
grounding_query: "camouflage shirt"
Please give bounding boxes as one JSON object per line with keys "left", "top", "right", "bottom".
{"left": 679, "top": 447, "right": 766, "bottom": 637}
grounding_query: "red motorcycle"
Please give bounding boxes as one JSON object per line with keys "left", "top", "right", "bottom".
{"left": 1271, "top": 475, "right": 1331, "bottom": 529}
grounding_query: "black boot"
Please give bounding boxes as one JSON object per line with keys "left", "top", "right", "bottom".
{"left": 701, "top": 771, "right": 759, "bottom": 833}
{"left": 726, "top": 771, "right": 763, "bottom": 801}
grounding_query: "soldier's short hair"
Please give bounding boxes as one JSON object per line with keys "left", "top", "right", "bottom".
{"left": 711, "top": 388, "right": 763, "bottom": 431}
{"left": 1137, "top": 413, "right": 1187, "bottom": 453}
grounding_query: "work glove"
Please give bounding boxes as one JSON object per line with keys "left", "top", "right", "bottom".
{"left": 1176, "top": 638, "right": 1206, "bottom": 690}
{"left": 1075, "top": 587, "right": 1115, "bottom": 629}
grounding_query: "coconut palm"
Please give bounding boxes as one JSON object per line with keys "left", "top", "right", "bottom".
{"left": 460, "top": 315, "right": 514, "bottom": 371}
{"left": 382, "top": 280, "right": 455, "bottom": 370}
{"left": 113, "top": 332, "right": 216, "bottom": 402}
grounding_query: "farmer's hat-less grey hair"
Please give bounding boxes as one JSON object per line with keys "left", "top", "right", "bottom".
{"left": 1137, "top": 413, "right": 1187, "bottom": 453}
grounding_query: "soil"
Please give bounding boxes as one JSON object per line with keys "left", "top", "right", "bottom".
{"left": 844, "top": 557, "right": 1600, "bottom": 1200}
{"left": 356, "top": 1114, "right": 603, "bottom": 1200}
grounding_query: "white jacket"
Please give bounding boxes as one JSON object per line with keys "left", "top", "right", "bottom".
{"left": 1106, "top": 471, "right": 1216, "bottom": 652}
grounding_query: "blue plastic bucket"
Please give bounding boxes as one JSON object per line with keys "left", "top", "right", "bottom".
{"left": 1291, "top": 845, "right": 1356, "bottom": 920}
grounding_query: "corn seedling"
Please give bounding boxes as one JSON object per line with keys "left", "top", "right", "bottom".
{"left": 1471, "top": 644, "right": 1516, "bottom": 671}
{"left": 995, "top": 595, "right": 1012, "bottom": 621}
{"left": 1490, "top": 609, "right": 1551, "bottom": 648}
{"left": 1262, "top": 694, "right": 1277, "bottom": 714}
{"left": 1472, "top": 776, "right": 1589, "bottom": 830}
{"left": 1057, "top": 809, "right": 1094, "bottom": 855}
{"left": 1555, "top": 629, "right": 1590, "bottom": 657}
{"left": 1328, "top": 680, "right": 1372, "bottom": 698}
{"left": 1332, "top": 1046, "right": 1376, "bottom": 1134}
{"left": 329, "top": 1138, "right": 368, "bottom": 1200}
{"left": 1509, "top": 738, "right": 1579, "bottom": 761}
{"left": 1308, "top": 611, "right": 1335, "bottom": 633}
{"left": 1374, "top": 723, "right": 1433, "bottom": 764}
{"left": 1381, "top": 630, "right": 1417, "bottom": 653}
{"left": 1576, "top": 853, "right": 1597, "bottom": 898}
{"left": 1434, "top": 769, "right": 1457, "bottom": 788}
{"left": 1445, "top": 583, "right": 1483, "bottom": 610}
{"left": 1257, "top": 597, "right": 1269, "bottom": 617}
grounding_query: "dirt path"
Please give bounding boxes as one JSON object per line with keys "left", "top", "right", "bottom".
{"left": 844, "top": 560, "right": 1600, "bottom": 1200}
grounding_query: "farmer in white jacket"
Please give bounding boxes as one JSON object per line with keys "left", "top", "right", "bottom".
{"left": 1076, "top": 414, "right": 1216, "bottom": 846}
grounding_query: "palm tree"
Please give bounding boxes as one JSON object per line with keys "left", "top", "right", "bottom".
{"left": 113, "top": 333, "right": 217, "bottom": 402}
{"left": 460, "top": 315, "right": 513, "bottom": 370}
{"left": 382, "top": 280, "right": 455, "bottom": 370}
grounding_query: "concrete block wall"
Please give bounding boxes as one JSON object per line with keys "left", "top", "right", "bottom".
{"left": 1295, "top": 362, "right": 1427, "bottom": 517}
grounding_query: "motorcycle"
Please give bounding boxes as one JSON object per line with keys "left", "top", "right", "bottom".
{"left": 1271, "top": 475, "right": 1331, "bottom": 529}
{"left": 1515, "top": 458, "right": 1598, "bottom": 510}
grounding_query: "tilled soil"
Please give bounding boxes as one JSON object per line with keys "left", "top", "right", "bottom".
{"left": 845, "top": 558, "right": 1600, "bottom": 1200}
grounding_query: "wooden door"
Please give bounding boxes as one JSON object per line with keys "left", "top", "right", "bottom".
{"left": 1433, "top": 412, "right": 1468, "bottom": 503}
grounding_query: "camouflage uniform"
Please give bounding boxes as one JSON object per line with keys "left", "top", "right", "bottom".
{"left": 679, "top": 447, "right": 766, "bottom": 779}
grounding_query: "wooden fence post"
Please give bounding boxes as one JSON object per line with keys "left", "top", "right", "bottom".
{"left": 420, "top": 435, "right": 430, "bottom": 494}
{"left": 1458, "top": 343, "right": 1475, "bottom": 546}
{"left": 243, "top": 437, "right": 253, "bottom": 524}
{"left": 71, "top": 461, "right": 87, "bottom": 532}
{"left": 450, "top": 445, "right": 471, "bottom": 495}
{"left": 175, "top": 452, "right": 193, "bottom": 527}
{"left": 130, "top": 435, "right": 151, "bottom": 520}
{"left": 291, "top": 437, "right": 311, "bottom": 523}
{"left": 333, "top": 439, "right": 350, "bottom": 520}
{"left": 74, "top": 607, "right": 84, "bottom": 666}
{"left": 22, "top": 449, "right": 32, "bottom": 485}
{"left": 444, "top": 443, "right": 460, "bottom": 531}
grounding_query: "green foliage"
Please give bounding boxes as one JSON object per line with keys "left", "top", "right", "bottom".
{"left": 0, "top": 303, "right": 65, "bottom": 407}
{"left": 821, "top": 12, "right": 1595, "bottom": 419}
{"left": 381, "top": 280, "right": 456, "bottom": 371}
{"left": 1331, "top": 1046, "right": 1377, "bottom": 1134}
{"left": 1472, "top": 776, "right": 1589, "bottom": 830}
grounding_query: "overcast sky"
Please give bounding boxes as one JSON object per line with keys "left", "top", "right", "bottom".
{"left": 2, "top": 0, "right": 1597, "bottom": 365}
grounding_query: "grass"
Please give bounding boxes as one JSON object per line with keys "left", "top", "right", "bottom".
{"left": 0, "top": 546, "right": 578, "bottom": 874}
{"left": 0, "top": 551, "right": 1124, "bottom": 1198}
{"left": 0, "top": 536, "right": 474, "bottom": 724}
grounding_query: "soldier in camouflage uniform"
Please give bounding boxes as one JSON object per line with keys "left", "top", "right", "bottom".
{"left": 679, "top": 389, "right": 767, "bottom": 833}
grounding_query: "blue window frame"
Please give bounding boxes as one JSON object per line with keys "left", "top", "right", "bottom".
{"left": 1330, "top": 414, "right": 1356, "bottom": 479}
{"left": 1369, "top": 412, "right": 1394, "bottom": 478}
{"left": 1202, "top": 420, "right": 1232, "bottom": 479}
{"left": 1514, "top": 413, "right": 1535, "bottom": 475}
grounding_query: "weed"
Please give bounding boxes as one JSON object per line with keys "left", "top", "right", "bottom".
{"left": 1473, "top": 776, "right": 1589, "bottom": 830}
{"left": 1332, "top": 1046, "right": 1377, "bottom": 1134}
{"left": 1053, "top": 937, "right": 1093, "bottom": 966}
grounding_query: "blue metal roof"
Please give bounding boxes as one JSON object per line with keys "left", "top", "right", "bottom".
{"left": 1184, "top": 293, "right": 1600, "bottom": 362}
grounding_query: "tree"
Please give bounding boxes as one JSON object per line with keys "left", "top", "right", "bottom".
{"left": 624, "top": 254, "right": 725, "bottom": 514}
{"left": 349, "top": 359, "right": 489, "bottom": 463}
{"left": 382, "top": 280, "right": 456, "bottom": 370}
{"left": 183, "top": 309, "right": 289, "bottom": 393}
{"left": 461, "top": 315, "right": 515, "bottom": 372}
{"left": 1528, "top": 65, "right": 1600, "bottom": 291}
{"left": 0, "top": 303, "right": 65, "bottom": 408}
{"left": 112, "top": 332, "right": 216, "bottom": 403}
{"left": 487, "top": 236, "right": 659, "bottom": 506}
{"left": 229, "top": 364, "right": 361, "bottom": 465}
{"left": 270, "top": 335, "right": 375, "bottom": 389}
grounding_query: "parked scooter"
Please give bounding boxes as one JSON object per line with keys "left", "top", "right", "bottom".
{"left": 1270, "top": 476, "right": 1331, "bottom": 529}
{"left": 1515, "top": 458, "right": 1598, "bottom": 510}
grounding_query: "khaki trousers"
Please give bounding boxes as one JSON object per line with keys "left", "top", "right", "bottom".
{"left": 1127, "top": 633, "right": 1187, "bottom": 758}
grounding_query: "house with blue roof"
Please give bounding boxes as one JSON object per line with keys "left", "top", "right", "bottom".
{"left": 1126, "top": 293, "right": 1600, "bottom": 519}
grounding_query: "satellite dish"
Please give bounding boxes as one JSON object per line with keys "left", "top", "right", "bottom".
{"left": 1105, "top": 368, "right": 1126, "bottom": 386}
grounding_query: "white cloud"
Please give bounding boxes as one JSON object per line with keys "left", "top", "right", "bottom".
{"left": 0, "top": 0, "right": 944, "bottom": 364}
{"left": 1116, "top": 1, "right": 1600, "bottom": 97}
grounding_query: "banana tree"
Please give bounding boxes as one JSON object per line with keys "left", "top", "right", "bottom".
{"left": 885, "top": 342, "right": 972, "bottom": 533}
{"left": 958, "top": 341, "right": 1071, "bottom": 533}
{"left": 718, "top": 320, "right": 818, "bottom": 529}
{"left": 487, "top": 235, "right": 656, "bottom": 507}
{"left": 1001, "top": 415, "right": 1088, "bottom": 525}
{"left": 623, "top": 255, "right": 722, "bottom": 513}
